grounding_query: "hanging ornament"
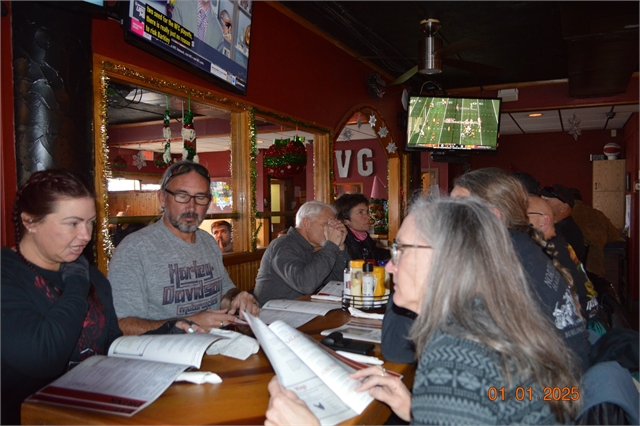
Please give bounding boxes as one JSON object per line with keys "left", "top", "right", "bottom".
{"left": 161, "top": 96, "right": 172, "bottom": 165}
{"left": 369, "top": 114, "right": 377, "bottom": 128}
{"left": 341, "top": 128, "right": 353, "bottom": 141}
{"left": 357, "top": 114, "right": 362, "bottom": 129}
{"left": 263, "top": 135, "right": 307, "bottom": 178}
{"left": 132, "top": 151, "right": 147, "bottom": 170}
{"left": 181, "top": 96, "right": 198, "bottom": 162}
{"left": 386, "top": 142, "right": 398, "bottom": 153}
{"left": 378, "top": 126, "right": 389, "bottom": 138}
{"left": 568, "top": 113, "right": 582, "bottom": 141}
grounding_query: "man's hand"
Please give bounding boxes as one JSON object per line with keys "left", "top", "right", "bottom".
{"left": 325, "top": 219, "right": 347, "bottom": 249}
{"left": 186, "top": 309, "right": 238, "bottom": 332}
{"left": 227, "top": 291, "right": 260, "bottom": 317}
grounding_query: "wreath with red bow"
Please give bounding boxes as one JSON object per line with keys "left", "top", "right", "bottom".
{"left": 264, "top": 136, "right": 307, "bottom": 178}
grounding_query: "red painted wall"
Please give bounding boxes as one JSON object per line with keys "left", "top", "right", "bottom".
{"left": 466, "top": 128, "right": 625, "bottom": 206}
{"left": 91, "top": 3, "right": 404, "bottom": 146}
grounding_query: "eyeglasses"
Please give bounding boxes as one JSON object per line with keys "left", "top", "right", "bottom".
{"left": 165, "top": 189, "right": 211, "bottom": 206}
{"left": 161, "top": 162, "right": 211, "bottom": 189}
{"left": 390, "top": 241, "right": 432, "bottom": 265}
{"left": 527, "top": 211, "right": 544, "bottom": 216}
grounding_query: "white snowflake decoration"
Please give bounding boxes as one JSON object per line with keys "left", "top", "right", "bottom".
{"left": 568, "top": 113, "right": 582, "bottom": 141}
{"left": 378, "top": 126, "right": 389, "bottom": 138}
{"left": 386, "top": 142, "right": 397, "bottom": 153}
{"left": 341, "top": 128, "right": 353, "bottom": 141}
{"left": 133, "top": 151, "right": 147, "bottom": 170}
{"left": 369, "top": 114, "right": 377, "bottom": 128}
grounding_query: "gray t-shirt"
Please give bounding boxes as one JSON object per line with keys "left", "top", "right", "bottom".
{"left": 108, "top": 219, "right": 236, "bottom": 321}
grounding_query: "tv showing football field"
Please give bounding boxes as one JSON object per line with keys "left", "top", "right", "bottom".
{"left": 406, "top": 96, "right": 501, "bottom": 151}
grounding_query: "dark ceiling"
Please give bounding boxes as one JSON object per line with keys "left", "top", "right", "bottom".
{"left": 277, "top": 1, "right": 639, "bottom": 97}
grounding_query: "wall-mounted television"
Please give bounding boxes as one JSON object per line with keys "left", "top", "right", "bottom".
{"left": 123, "top": 0, "right": 253, "bottom": 95}
{"left": 406, "top": 96, "right": 502, "bottom": 151}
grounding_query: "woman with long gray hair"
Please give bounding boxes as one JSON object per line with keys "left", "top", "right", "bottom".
{"left": 265, "top": 196, "right": 581, "bottom": 425}
{"left": 452, "top": 167, "right": 591, "bottom": 371}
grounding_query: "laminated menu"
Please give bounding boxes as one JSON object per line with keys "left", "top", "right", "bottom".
{"left": 25, "top": 333, "right": 219, "bottom": 417}
{"left": 245, "top": 312, "right": 376, "bottom": 425}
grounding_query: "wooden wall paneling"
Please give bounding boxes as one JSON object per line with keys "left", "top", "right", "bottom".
{"left": 108, "top": 191, "right": 160, "bottom": 217}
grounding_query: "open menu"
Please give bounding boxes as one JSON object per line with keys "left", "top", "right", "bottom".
{"left": 245, "top": 312, "right": 374, "bottom": 425}
{"left": 259, "top": 299, "right": 342, "bottom": 328}
{"left": 25, "top": 334, "right": 218, "bottom": 417}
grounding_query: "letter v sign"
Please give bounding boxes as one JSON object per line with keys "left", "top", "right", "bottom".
{"left": 335, "top": 150, "right": 352, "bottom": 178}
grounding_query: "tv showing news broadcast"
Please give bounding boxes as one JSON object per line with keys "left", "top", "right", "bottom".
{"left": 406, "top": 96, "right": 502, "bottom": 151}
{"left": 124, "top": 0, "right": 252, "bottom": 95}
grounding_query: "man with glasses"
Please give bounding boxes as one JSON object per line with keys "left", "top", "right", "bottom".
{"left": 109, "top": 161, "right": 259, "bottom": 335}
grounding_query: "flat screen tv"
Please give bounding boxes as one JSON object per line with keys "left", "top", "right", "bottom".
{"left": 123, "top": 0, "right": 253, "bottom": 95}
{"left": 406, "top": 96, "right": 502, "bottom": 151}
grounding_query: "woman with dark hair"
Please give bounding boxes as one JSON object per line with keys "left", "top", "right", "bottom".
{"left": 333, "top": 193, "right": 389, "bottom": 262}
{"left": 266, "top": 196, "right": 582, "bottom": 425}
{"left": 1, "top": 169, "right": 122, "bottom": 425}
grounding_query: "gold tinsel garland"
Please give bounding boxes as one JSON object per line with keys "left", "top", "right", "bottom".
{"left": 99, "top": 68, "right": 115, "bottom": 261}
{"left": 249, "top": 108, "right": 260, "bottom": 250}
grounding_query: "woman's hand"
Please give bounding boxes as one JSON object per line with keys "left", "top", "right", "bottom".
{"left": 350, "top": 366, "right": 412, "bottom": 422}
{"left": 265, "top": 376, "right": 320, "bottom": 426}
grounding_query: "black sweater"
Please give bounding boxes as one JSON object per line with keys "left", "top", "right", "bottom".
{"left": 1, "top": 248, "right": 122, "bottom": 425}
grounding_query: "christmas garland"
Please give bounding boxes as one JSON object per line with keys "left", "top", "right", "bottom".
{"left": 264, "top": 136, "right": 307, "bottom": 178}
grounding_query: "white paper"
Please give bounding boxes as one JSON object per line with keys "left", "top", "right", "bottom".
{"left": 263, "top": 299, "right": 342, "bottom": 316}
{"left": 206, "top": 329, "right": 259, "bottom": 360}
{"left": 108, "top": 333, "right": 218, "bottom": 369}
{"left": 27, "top": 355, "right": 188, "bottom": 417}
{"left": 259, "top": 309, "right": 319, "bottom": 328}
{"left": 175, "top": 371, "right": 222, "bottom": 384}
{"left": 315, "top": 280, "right": 344, "bottom": 297}
{"left": 348, "top": 307, "right": 384, "bottom": 320}
{"left": 335, "top": 351, "right": 384, "bottom": 365}
{"left": 321, "top": 324, "right": 382, "bottom": 344}
{"left": 245, "top": 313, "right": 373, "bottom": 425}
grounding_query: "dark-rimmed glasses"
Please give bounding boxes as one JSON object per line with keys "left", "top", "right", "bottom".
{"left": 390, "top": 241, "right": 432, "bottom": 265}
{"left": 161, "top": 162, "right": 211, "bottom": 189}
{"left": 165, "top": 189, "right": 211, "bottom": 206}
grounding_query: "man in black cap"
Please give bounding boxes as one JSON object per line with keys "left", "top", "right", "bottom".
{"left": 541, "top": 183, "right": 587, "bottom": 264}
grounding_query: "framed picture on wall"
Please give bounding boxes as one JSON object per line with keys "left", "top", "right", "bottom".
{"left": 335, "top": 182, "right": 363, "bottom": 199}
{"left": 208, "top": 178, "right": 233, "bottom": 214}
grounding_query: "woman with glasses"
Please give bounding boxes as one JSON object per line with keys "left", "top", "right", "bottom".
{"left": 1, "top": 170, "right": 123, "bottom": 425}
{"left": 265, "top": 196, "right": 581, "bottom": 425}
{"left": 333, "top": 193, "right": 389, "bottom": 262}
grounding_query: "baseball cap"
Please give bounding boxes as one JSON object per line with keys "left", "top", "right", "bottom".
{"left": 540, "top": 184, "right": 574, "bottom": 208}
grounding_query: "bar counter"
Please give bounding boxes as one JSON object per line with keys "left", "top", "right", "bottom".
{"left": 21, "top": 306, "right": 415, "bottom": 425}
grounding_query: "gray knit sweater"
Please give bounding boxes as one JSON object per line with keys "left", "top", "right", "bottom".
{"left": 411, "top": 332, "right": 560, "bottom": 425}
{"left": 253, "top": 227, "right": 348, "bottom": 306}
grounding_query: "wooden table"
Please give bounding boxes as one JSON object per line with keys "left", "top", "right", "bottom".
{"left": 21, "top": 308, "right": 415, "bottom": 425}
